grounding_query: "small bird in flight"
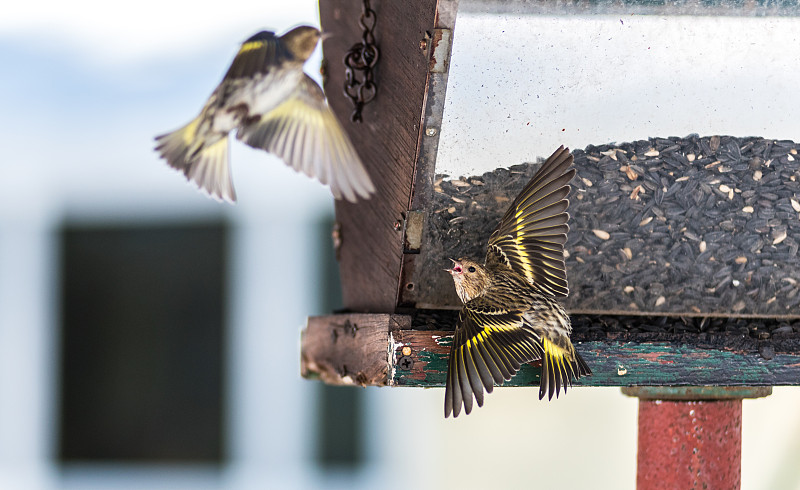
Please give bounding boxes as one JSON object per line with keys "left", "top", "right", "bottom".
{"left": 444, "top": 146, "right": 591, "bottom": 417}
{"left": 155, "top": 26, "right": 375, "bottom": 203}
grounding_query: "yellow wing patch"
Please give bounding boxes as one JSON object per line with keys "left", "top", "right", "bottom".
{"left": 239, "top": 40, "right": 264, "bottom": 54}
{"left": 486, "top": 146, "right": 575, "bottom": 297}
{"left": 181, "top": 118, "right": 200, "bottom": 145}
{"left": 513, "top": 209, "right": 535, "bottom": 280}
{"left": 542, "top": 337, "right": 569, "bottom": 371}
{"left": 539, "top": 335, "right": 582, "bottom": 401}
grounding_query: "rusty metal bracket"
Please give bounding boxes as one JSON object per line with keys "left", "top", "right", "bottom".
{"left": 402, "top": 211, "right": 424, "bottom": 254}
{"left": 422, "top": 28, "right": 452, "bottom": 73}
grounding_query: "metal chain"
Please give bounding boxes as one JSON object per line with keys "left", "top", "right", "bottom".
{"left": 343, "top": 0, "right": 379, "bottom": 122}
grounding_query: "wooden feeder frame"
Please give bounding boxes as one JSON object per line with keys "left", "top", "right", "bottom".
{"left": 306, "top": 0, "right": 800, "bottom": 387}
{"left": 304, "top": 2, "right": 800, "bottom": 486}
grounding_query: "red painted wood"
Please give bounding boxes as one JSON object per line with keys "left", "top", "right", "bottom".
{"left": 637, "top": 399, "right": 742, "bottom": 489}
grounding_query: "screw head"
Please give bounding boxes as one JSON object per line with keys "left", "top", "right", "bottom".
{"left": 398, "top": 356, "right": 414, "bottom": 370}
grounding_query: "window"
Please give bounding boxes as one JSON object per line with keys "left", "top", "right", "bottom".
{"left": 58, "top": 222, "right": 228, "bottom": 463}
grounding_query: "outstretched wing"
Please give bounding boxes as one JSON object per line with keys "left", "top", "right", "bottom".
{"left": 236, "top": 75, "right": 375, "bottom": 202}
{"left": 444, "top": 303, "right": 544, "bottom": 418}
{"left": 486, "top": 146, "right": 575, "bottom": 297}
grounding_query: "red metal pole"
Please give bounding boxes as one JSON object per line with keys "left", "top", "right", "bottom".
{"left": 622, "top": 386, "right": 772, "bottom": 490}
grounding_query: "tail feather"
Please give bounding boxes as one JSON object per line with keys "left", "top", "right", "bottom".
{"left": 154, "top": 118, "right": 202, "bottom": 171}
{"left": 575, "top": 350, "right": 593, "bottom": 377}
{"left": 155, "top": 119, "right": 236, "bottom": 202}
{"left": 184, "top": 137, "right": 236, "bottom": 202}
{"left": 538, "top": 336, "right": 591, "bottom": 401}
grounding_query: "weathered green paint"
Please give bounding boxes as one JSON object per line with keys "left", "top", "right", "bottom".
{"left": 395, "top": 348, "right": 457, "bottom": 386}
{"left": 303, "top": 314, "right": 800, "bottom": 388}
{"left": 391, "top": 339, "right": 800, "bottom": 387}
{"left": 621, "top": 386, "right": 772, "bottom": 400}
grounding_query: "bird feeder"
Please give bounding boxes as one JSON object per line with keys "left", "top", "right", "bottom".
{"left": 302, "top": 1, "right": 800, "bottom": 486}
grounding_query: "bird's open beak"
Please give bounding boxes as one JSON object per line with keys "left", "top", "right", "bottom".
{"left": 445, "top": 258, "right": 460, "bottom": 274}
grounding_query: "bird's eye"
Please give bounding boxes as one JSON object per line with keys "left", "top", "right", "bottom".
{"left": 467, "top": 266, "right": 476, "bottom": 273}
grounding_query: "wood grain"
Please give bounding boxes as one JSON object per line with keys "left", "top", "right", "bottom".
{"left": 301, "top": 313, "right": 406, "bottom": 386}
{"left": 320, "top": 1, "right": 441, "bottom": 312}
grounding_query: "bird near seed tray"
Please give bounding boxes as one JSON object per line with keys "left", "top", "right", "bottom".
{"left": 154, "top": 26, "right": 375, "bottom": 203}
{"left": 444, "top": 146, "right": 592, "bottom": 417}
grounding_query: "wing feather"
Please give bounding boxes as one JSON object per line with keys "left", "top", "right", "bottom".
{"left": 474, "top": 340, "right": 504, "bottom": 385}
{"left": 236, "top": 75, "right": 375, "bottom": 202}
{"left": 445, "top": 330, "right": 463, "bottom": 417}
{"left": 444, "top": 304, "right": 544, "bottom": 418}
{"left": 456, "top": 348, "right": 473, "bottom": 415}
{"left": 487, "top": 146, "right": 575, "bottom": 297}
{"left": 463, "top": 347, "right": 485, "bottom": 409}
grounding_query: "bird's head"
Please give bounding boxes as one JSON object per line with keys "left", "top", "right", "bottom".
{"left": 281, "top": 26, "right": 322, "bottom": 62}
{"left": 446, "top": 258, "right": 489, "bottom": 303}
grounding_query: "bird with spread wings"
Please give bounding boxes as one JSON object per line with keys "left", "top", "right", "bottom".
{"left": 155, "top": 27, "right": 374, "bottom": 203}
{"left": 445, "top": 146, "right": 591, "bottom": 417}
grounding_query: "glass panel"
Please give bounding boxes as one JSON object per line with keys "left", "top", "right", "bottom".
{"left": 415, "top": 0, "right": 800, "bottom": 316}
{"left": 438, "top": 1, "right": 800, "bottom": 177}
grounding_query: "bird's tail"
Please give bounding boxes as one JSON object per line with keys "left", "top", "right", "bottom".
{"left": 537, "top": 334, "right": 592, "bottom": 401}
{"left": 155, "top": 118, "right": 236, "bottom": 202}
